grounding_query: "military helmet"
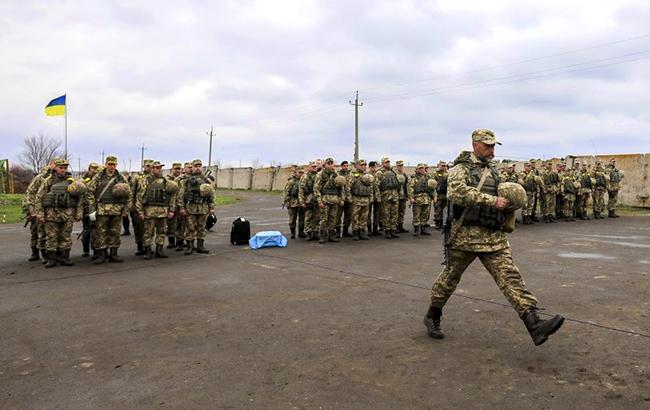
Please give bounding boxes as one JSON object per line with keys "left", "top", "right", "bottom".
{"left": 166, "top": 180, "right": 179, "bottom": 195}
{"left": 361, "top": 173, "right": 374, "bottom": 186}
{"left": 396, "top": 174, "right": 406, "bottom": 184}
{"left": 112, "top": 182, "right": 131, "bottom": 199}
{"left": 427, "top": 179, "right": 438, "bottom": 190}
{"left": 497, "top": 182, "right": 526, "bottom": 211}
{"left": 67, "top": 180, "right": 87, "bottom": 196}
{"left": 334, "top": 175, "right": 347, "bottom": 188}
{"left": 200, "top": 183, "right": 214, "bottom": 198}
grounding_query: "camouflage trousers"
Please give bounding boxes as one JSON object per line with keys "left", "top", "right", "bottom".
{"left": 351, "top": 200, "right": 370, "bottom": 231}
{"left": 176, "top": 212, "right": 187, "bottom": 240}
{"left": 608, "top": 190, "right": 619, "bottom": 211}
{"left": 522, "top": 191, "right": 535, "bottom": 217}
{"left": 131, "top": 210, "right": 145, "bottom": 245}
{"left": 186, "top": 213, "right": 208, "bottom": 241}
{"left": 592, "top": 189, "right": 606, "bottom": 213}
{"left": 573, "top": 194, "right": 582, "bottom": 217}
{"left": 397, "top": 199, "right": 407, "bottom": 226}
{"left": 430, "top": 247, "right": 538, "bottom": 317}
{"left": 540, "top": 192, "right": 556, "bottom": 216}
{"left": 82, "top": 217, "right": 95, "bottom": 253}
{"left": 412, "top": 204, "right": 431, "bottom": 227}
{"left": 434, "top": 195, "right": 447, "bottom": 224}
{"left": 381, "top": 200, "right": 399, "bottom": 231}
{"left": 304, "top": 205, "right": 320, "bottom": 234}
{"left": 287, "top": 207, "right": 305, "bottom": 231}
{"left": 167, "top": 209, "right": 179, "bottom": 238}
{"left": 30, "top": 220, "right": 46, "bottom": 249}
{"left": 336, "top": 201, "right": 352, "bottom": 231}
{"left": 44, "top": 220, "right": 73, "bottom": 251}
{"left": 319, "top": 203, "right": 339, "bottom": 234}
{"left": 368, "top": 202, "right": 381, "bottom": 232}
{"left": 144, "top": 217, "right": 167, "bottom": 247}
{"left": 578, "top": 191, "right": 591, "bottom": 216}
{"left": 555, "top": 194, "right": 564, "bottom": 217}
{"left": 94, "top": 215, "right": 122, "bottom": 249}
{"left": 563, "top": 194, "right": 576, "bottom": 218}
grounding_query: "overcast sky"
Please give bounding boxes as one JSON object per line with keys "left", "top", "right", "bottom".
{"left": 2, "top": 0, "right": 650, "bottom": 171}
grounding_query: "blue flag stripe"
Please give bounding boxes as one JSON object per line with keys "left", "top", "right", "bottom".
{"left": 46, "top": 95, "right": 66, "bottom": 107}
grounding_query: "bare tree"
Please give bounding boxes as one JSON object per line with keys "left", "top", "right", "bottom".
{"left": 19, "top": 134, "right": 63, "bottom": 173}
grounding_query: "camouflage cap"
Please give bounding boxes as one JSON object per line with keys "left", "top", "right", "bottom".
{"left": 143, "top": 159, "right": 154, "bottom": 165}
{"left": 151, "top": 161, "right": 164, "bottom": 167}
{"left": 172, "top": 162, "right": 182, "bottom": 168}
{"left": 105, "top": 156, "right": 118, "bottom": 165}
{"left": 471, "top": 129, "right": 501, "bottom": 145}
{"left": 192, "top": 159, "right": 203, "bottom": 166}
{"left": 381, "top": 157, "right": 390, "bottom": 163}
{"left": 54, "top": 158, "right": 69, "bottom": 166}
{"left": 395, "top": 160, "right": 404, "bottom": 166}
{"left": 183, "top": 162, "right": 192, "bottom": 167}
{"left": 437, "top": 160, "right": 447, "bottom": 166}
{"left": 88, "top": 162, "right": 100, "bottom": 170}
{"left": 324, "top": 157, "right": 334, "bottom": 164}
{"left": 416, "top": 163, "right": 427, "bottom": 168}
{"left": 308, "top": 161, "right": 316, "bottom": 166}
{"left": 356, "top": 159, "right": 367, "bottom": 166}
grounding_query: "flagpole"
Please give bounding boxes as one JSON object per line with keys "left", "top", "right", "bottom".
{"left": 64, "top": 94, "right": 68, "bottom": 160}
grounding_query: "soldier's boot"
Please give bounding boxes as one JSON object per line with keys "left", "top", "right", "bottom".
{"left": 390, "top": 230, "right": 400, "bottom": 239}
{"left": 613, "top": 210, "right": 620, "bottom": 218}
{"left": 423, "top": 305, "right": 444, "bottom": 339}
{"left": 290, "top": 227, "right": 296, "bottom": 239}
{"left": 41, "top": 249, "right": 48, "bottom": 264}
{"left": 91, "top": 250, "right": 98, "bottom": 260}
{"left": 108, "top": 247, "right": 123, "bottom": 263}
{"left": 59, "top": 249, "right": 74, "bottom": 266}
{"left": 413, "top": 226, "right": 420, "bottom": 236}
{"left": 421, "top": 226, "right": 432, "bottom": 236}
{"left": 398, "top": 223, "right": 409, "bottom": 233}
{"left": 167, "top": 236, "right": 176, "bottom": 249}
{"left": 522, "top": 308, "right": 564, "bottom": 346}
{"left": 155, "top": 244, "right": 169, "bottom": 258}
{"left": 532, "top": 215, "right": 540, "bottom": 222}
{"left": 319, "top": 230, "right": 327, "bottom": 244}
{"left": 29, "top": 247, "right": 40, "bottom": 261}
{"left": 175, "top": 239, "right": 185, "bottom": 251}
{"left": 184, "top": 240, "right": 195, "bottom": 255}
{"left": 298, "top": 229, "right": 306, "bottom": 239}
{"left": 541, "top": 215, "right": 548, "bottom": 223}
{"left": 583, "top": 212, "right": 591, "bottom": 220}
{"left": 359, "top": 230, "right": 370, "bottom": 240}
{"left": 343, "top": 227, "right": 353, "bottom": 237}
{"left": 306, "top": 232, "right": 317, "bottom": 242}
{"left": 384, "top": 230, "right": 391, "bottom": 239}
{"left": 328, "top": 230, "right": 340, "bottom": 243}
{"left": 196, "top": 239, "right": 210, "bottom": 254}
{"left": 549, "top": 214, "right": 557, "bottom": 223}
{"left": 434, "top": 219, "right": 443, "bottom": 230}
{"left": 335, "top": 227, "right": 341, "bottom": 237}
{"left": 143, "top": 246, "right": 153, "bottom": 260}
{"left": 45, "top": 251, "right": 58, "bottom": 268}
{"left": 353, "top": 230, "right": 359, "bottom": 241}
{"left": 94, "top": 249, "right": 106, "bottom": 265}
{"left": 135, "top": 243, "right": 144, "bottom": 256}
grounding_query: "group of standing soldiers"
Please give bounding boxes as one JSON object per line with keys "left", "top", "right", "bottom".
{"left": 22, "top": 157, "right": 215, "bottom": 267}
{"left": 501, "top": 157, "right": 624, "bottom": 224}
{"left": 283, "top": 157, "right": 450, "bottom": 243}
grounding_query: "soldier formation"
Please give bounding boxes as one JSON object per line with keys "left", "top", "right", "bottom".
{"left": 22, "top": 156, "right": 215, "bottom": 268}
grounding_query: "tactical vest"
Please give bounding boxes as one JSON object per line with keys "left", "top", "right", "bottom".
{"left": 379, "top": 169, "right": 399, "bottom": 191}
{"left": 320, "top": 171, "right": 340, "bottom": 195}
{"left": 399, "top": 172, "right": 408, "bottom": 194}
{"left": 452, "top": 155, "right": 504, "bottom": 229}
{"left": 580, "top": 173, "right": 593, "bottom": 189}
{"left": 184, "top": 174, "right": 208, "bottom": 204}
{"left": 435, "top": 172, "right": 448, "bottom": 194}
{"left": 523, "top": 173, "right": 536, "bottom": 192}
{"left": 594, "top": 172, "right": 606, "bottom": 187}
{"left": 96, "top": 171, "right": 127, "bottom": 204}
{"left": 143, "top": 177, "right": 169, "bottom": 206}
{"left": 42, "top": 176, "right": 78, "bottom": 208}
{"left": 413, "top": 175, "right": 431, "bottom": 194}
{"left": 610, "top": 168, "right": 621, "bottom": 183}
{"left": 289, "top": 178, "right": 300, "bottom": 198}
{"left": 303, "top": 172, "right": 316, "bottom": 195}
{"left": 351, "top": 175, "right": 371, "bottom": 197}
{"left": 545, "top": 171, "right": 559, "bottom": 185}
{"left": 563, "top": 177, "right": 576, "bottom": 195}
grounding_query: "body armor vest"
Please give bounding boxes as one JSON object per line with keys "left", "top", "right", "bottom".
{"left": 320, "top": 171, "right": 340, "bottom": 195}
{"left": 580, "top": 173, "right": 593, "bottom": 189}
{"left": 379, "top": 169, "right": 399, "bottom": 191}
{"left": 594, "top": 172, "right": 606, "bottom": 187}
{"left": 545, "top": 171, "right": 559, "bottom": 185}
{"left": 351, "top": 176, "right": 371, "bottom": 196}
{"left": 184, "top": 175, "right": 208, "bottom": 204}
{"left": 96, "top": 171, "right": 127, "bottom": 204}
{"left": 610, "top": 168, "right": 621, "bottom": 183}
{"left": 144, "top": 177, "right": 169, "bottom": 206}
{"left": 303, "top": 172, "right": 316, "bottom": 195}
{"left": 435, "top": 172, "right": 448, "bottom": 194}
{"left": 563, "top": 178, "right": 576, "bottom": 195}
{"left": 42, "top": 176, "right": 77, "bottom": 208}
{"left": 289, "top": 178, "right": 300, "bottom": 198}
{"left": 413, "top": 175, "right": 431, "bottom": 194}
{"left": 523, "top": 173, "right": 536, "bottom": 192}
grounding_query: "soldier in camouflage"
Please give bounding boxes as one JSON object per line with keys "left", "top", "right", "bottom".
{"left": 34, "top": 159, "right": 83, "bottom": 268}
{"left": 571, "top": 161, "right": 582, "bottom": 219}
{"left": 540, "top": 160, "right": 560, "bottom": 223}
{"left": 177, "top": 159, "right": 214, "bottom": 255}
{"left": 165, "top": 162, "right": 182, "bottom": 249}
{"left": 560, "top": 168, "right": 577, "bottom": 222}
{"left": 577, "top": 163, "right": 593, "bottom": 220}
{"left": 136, "top": 161, "right": 177, "bottom": 259}
{"left": 424, "top": 129, "right": 564, "bottom": 346}
{"left": 349, "top": 160, "right": 373, "bottom": 241}
{"left": 131, "top": 159, "right": 153, "bottom": 255}
{"left": 395, "top": 160, "right": 410, "bottom": 233}
{"left": 80, "top": 163, "right": 100, "bottom": 257}
{"left": 606, "top": 158, "right": 624, "bottom": 218}
{"left": 174, "top": 162, "right": 192, "bottom": 251}
{"left": 375, "top": 157, "right": 401, "bottom": 239}
{"left": 555, "top": 161, "right": 566, "bottom": 219}
{"left": 408, "top": 163, "right": 435, "bottom": 236}
{"left": 22, "top": 159, "right": 56, "bottom": 262}
{"left": 335, "top": 161, "right": 354, "bottom": 237}
{"left": 283, "top": 166, "right": 305, "bottom": 239}
{"left": 519, "top": 162, "right": 537, "bottom": 225}
{"left": 87, "top": 156, "right": 132, "bottom": 264}
{"left": 432, "top": 161, "right": 449, "bottom": 229}
{"left": 367, "top": 161, "right": 382, "bottom": 236}
{"left": 314, "top": 157, "right": 344, "bottom": 244}
{"left": 591, "top": 160, "right": 607, "bottom": 219}
{"left": 299, "top": 161, "right": 320, "bottom": 241}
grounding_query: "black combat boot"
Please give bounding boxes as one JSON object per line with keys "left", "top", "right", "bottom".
{"left": 135, "top": 243, "right": 144, "bottom": 256}
{"left": 290, "top": 227, "right": 296, "bottom": 239}
{"left": 306, "top": 232, "right": 317, "bottom": 241}
{"left": 522, "top": 308, "right": 564, "bottom": 346}
{"left": 413, "top": 226, "right": 420, "bottom": 236}
{"left": 82, "top": 240, "right": 90, "bottom": 257}
{"left": 359, "top": 230, "right": 369, "bottom": 240}
{"left": 549, "top": 214, "right": 557, "bottom": 223}
{"left": 328, "top": 230, "right": 340, "bottom": 243}
{"left": 390, "top": 230, "right": 400, "bottom": 239}
{"left": 196, "top": 239, "right": 209, "bottom": 254}
{"left": 108, "top": 247, "right": 123, "bottom": 263}
{"left": 59, "top": 249, "right": 74, "bottom": 266}
{"left": 143, "top": 246, "right": 153, "bottom": 260}
{"left": 45, "top": 251, "right": 58, "bottom": 268}
{"left": 319, "top": 230, "right": 327, "bottom": 244}
{"left": 167, "top": 236, "right": 176, "bottom": 249}
{"left": 423, "top": 305, "right": 444, "bottom": 339}
{"left": 91, "top": 249, "right": 98, "bottom": 260}
{"left": 298, "top": 229, "right": 306, "bottom": 239}
{"left": 94, "top": 249, "right": 106, "bottom": 265}
{"left": 155, "top": 244, "right": 169, "bottom": 258}
{"left": 531, "top": 215, "right": 540, "bottom": 222}
{"left": 184, "top": 240, "right": 195, "bottom": 255}
{"left": 29, "top": 247, "right": 40, "bottom": 261}
{"left": 353, "top": 230, "right": 359, "bottom": 241}
{"left": 421, "top": 226, "right": 431, "bottom": 236}
{"left": 342, "top": 227, "right": 353, "bottom": 237}
{"left": 175, "top": 239, "right": 185, "bottom": 251}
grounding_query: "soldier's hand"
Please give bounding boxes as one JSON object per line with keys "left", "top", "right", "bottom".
{"left": 318, "top": 202, "right": 325, "bottom": 209}
{"left": 179, "top": 208, "right": 187, "bottom": 216}
{"left": 339, "top": 200, "right": 344, "bottom": 206}
{"left": 168, "top": 211, "right": 175, "bottom": 218}
{"left": 495, "top": 197, "right": 509, "bottom": 210}
{"left": 209, "top": 208, "right": 214, "bottom": 213}
{"left": 138, "top": 212, "right": 145, "bottom": 220}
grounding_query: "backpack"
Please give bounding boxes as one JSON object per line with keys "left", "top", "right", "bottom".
{"left": 230, "top": 217, "right": 251, "bottom": 245}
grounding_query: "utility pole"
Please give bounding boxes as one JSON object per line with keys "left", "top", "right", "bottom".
{"left": 207, "top": 126, "right": 215, "bottom": 167}
{"left": 349, "top": 90, "right": 363, "bottom": 162}
{"left": 78, "top": 157, "right": 81, "bottom": 178}
{"left": 140, "top": 144, "right": 146, "bottom": 170}
{"left": 101, "top": 151, "right": 105, "bottom": 164}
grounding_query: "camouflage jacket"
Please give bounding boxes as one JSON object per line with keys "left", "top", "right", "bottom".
{"left": 540, "top": 168, "right": 560, "bottom": 194}
{"left": 283, "top": 176, "right": 301, "bottom": 208}
{"left": 396, "top": 170, "right": 409, "bottom": 200}
{"left": 177, "top": 173, "right": 213, "bottom": 215}
{"left": 606, "top": 165, "right": 624, "bottom": 192}
{"left": 591, "top": 167, "right": 608, "bottom": 190}
{"left": 135, "top": 175, "right": 177, "bottom": 218}
{"left": 298, "top": 171, "right": 318, "bottom": 206}
{"left": 34, "top": 173, "right": 83, "bottom": 222}
{"left": 374, "top": 167, "right": 400, "bottom": 202}
{"left": 433, "top": 170, "right": 449, "bottom": 196}
{"left": 22, "top": 170, "right": 51, "bottom": 215}
{"left": 314, "top": 169, "right": 343, "bottom": 205}
{"left": 87, "top": 170, "right": 132, "bottom": 216}
{"left": 349, "top": 171, "right": 373, "bottom": 206}
{"left": 338, "top": 169, "right": 353, "bottom": 202}
{"left": 408, "top": 173, "right": 434, "bottom": 205}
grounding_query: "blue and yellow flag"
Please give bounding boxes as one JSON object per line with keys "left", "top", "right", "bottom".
{"left": 45, "top": 95, "right": 66, "bottom": 116}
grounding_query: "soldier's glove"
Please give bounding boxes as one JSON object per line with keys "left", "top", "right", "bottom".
{"left": 88, "top": 211, "right": 97, "bottom": 222}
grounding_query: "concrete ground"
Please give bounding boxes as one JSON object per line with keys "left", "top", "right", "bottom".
{"left": 1, "top": 190, "right": 648, "bottom": 409}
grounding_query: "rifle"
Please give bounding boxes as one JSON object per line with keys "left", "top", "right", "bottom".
{"left": 21, "top": 215, "right": 29, "bottom": 227}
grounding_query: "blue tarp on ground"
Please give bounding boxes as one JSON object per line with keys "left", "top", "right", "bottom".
{"left": 249, "top": 230, "right": 288, "bottom": 249}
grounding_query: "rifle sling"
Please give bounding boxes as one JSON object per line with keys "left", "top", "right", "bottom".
{"left": 448, "top": 167, "right": 491, "bottom": 244}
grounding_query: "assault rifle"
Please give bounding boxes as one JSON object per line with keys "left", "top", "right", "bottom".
{"left": 442, "top": 200, "right": 453, "bottom": 269}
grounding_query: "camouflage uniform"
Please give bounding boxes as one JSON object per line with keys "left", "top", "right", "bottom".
{"left": 577, "top": 168, "right": 593, "bottom": 219}
{"left": 177, "top": 160, "right": 214, "bottom": 254}
{"left": 408, "top": 164, "right": 435, "bottom": 235}
{"left": 335, "top": 165, "right": 353, "bottom": 237}
{"left": 80, "top": 164, "right": 100, "bottom": 257}
{"left": 375, "top": 158, "right": 400, "bottom": 238}
{"left": 130, "top": 159, "right": 153, "bottom": 254}
{"left": 519, "top": 166, "right": 537, "bottom": 224}
{"left": 299, "top": 165, "right": 320, "bottom": 241}
{"left": 283, "top": 168, "right": 305, "bottom": 239}
{"left": 22, "top": 168, "right": 52, "bottom": 260}
{"left": 349, "top": 160, "right": 373, "bottom": 240}
{"left": 432, "top": 164, "right": 449, "bottom": 229}
{"left": 314, "top": 159, "right": 344, "bottom": 243}
{"left": 591, "top": 162, "right": 607, "bottom": 218}
{"left": 395, "top": 161, "right": 409, "bottom": 233}
{"left": 560, "top": 171, "right": 577, "bottom": 222}
{"left": 539, "top": 162, "right": 560, "bottom": 222}
{"left": 367, "top": 163, "right": 382, "bottom": 235}
{"left": 165, "top": 162, "right": 183, "bottom": 249}
{"left": 174, "top": 162, "right": 192, "bottom": 250}
{"left": 606, "top": 161, "right": 624, "bottom": 217}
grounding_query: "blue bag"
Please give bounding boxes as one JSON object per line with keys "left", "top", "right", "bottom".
{"left": 249, "top": 231, "right": 288, "bottom": 249}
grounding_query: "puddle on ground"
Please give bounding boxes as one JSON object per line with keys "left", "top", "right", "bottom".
{"left": 557, "top": 252, "right": 617, "bottom": 260}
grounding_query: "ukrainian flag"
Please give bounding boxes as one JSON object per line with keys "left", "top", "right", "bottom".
{"left": 45, "top": 95, "right": 66, "bottom": 116}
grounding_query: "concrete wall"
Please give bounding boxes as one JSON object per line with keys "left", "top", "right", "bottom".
{"left": 232, "top": 168, "right": 253, "bottom": 190}
{"left": 272, "top": 167, "right": 293, "bottom": 192}
{"left": 251, "top": 167, "right": 276, "bottom": 191}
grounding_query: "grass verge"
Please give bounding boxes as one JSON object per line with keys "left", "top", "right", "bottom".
{"left": 0, "top": 194, "right": 24, "bottom": 224}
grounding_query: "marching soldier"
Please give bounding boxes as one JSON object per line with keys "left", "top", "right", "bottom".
{"left": 22, "top": 159, "right": 56, "bottom": 262}
{"left": 135, "top": 161, "right": 177, "bottom": 259}
{"left": 166, "top": 162, "right": 183, "bottom": 249}
{"left": 375, "top": 157, "right": 401, "bottom": 239}
{"left": 87, "top": 156, "right": 132, "bottom": 264}
{"left": 131, "top": 159, "right": 153, "bottom": 255}
{"left": 367, "top": 161, "right": 382, "bottom": 236}
{"left": 432, "top": 161, "right": 449, "bottom": 229}
{"left": 314, "top": 157, "right": 344, "bottom": 244}
{"left": 34, "top": 158, "right": 84, "bottom": 268}
{"left": 349, "top": 160, "right": 373, "bottom": 240}
{"left": 408, "top": 163, "right": 435, "bottom": 236}
{"left": 395, "top": 160, "right": 409, "bottom": 233}
{"left": 299, "top": 161, "right": 320, "bottom": 241}
{"left": 577, "top": 163, "right": 593, "bottom": 220}
{"left": 283, "top": 166, "right": 305, "bottom": 239}
{"left": 81, "top": 163, "right": 100, "bottom": 257}
{"left": 591, "top": 160, "right": 607, "bottom": 219}
{"left": 177, "top": 159, "right": 214, "bottom": 255}
{"left": 540, "top": 160, "right": 560, "bottom": 223}
{"left": 335, "top": 161, "right": 353, "bottom": 237}
{"left": 606, "top": 158, "right": 624, "bottom": 218}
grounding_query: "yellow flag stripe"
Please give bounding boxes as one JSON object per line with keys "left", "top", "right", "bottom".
{"left": 45, "top": 105, "right": 66, "bottom": 116}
